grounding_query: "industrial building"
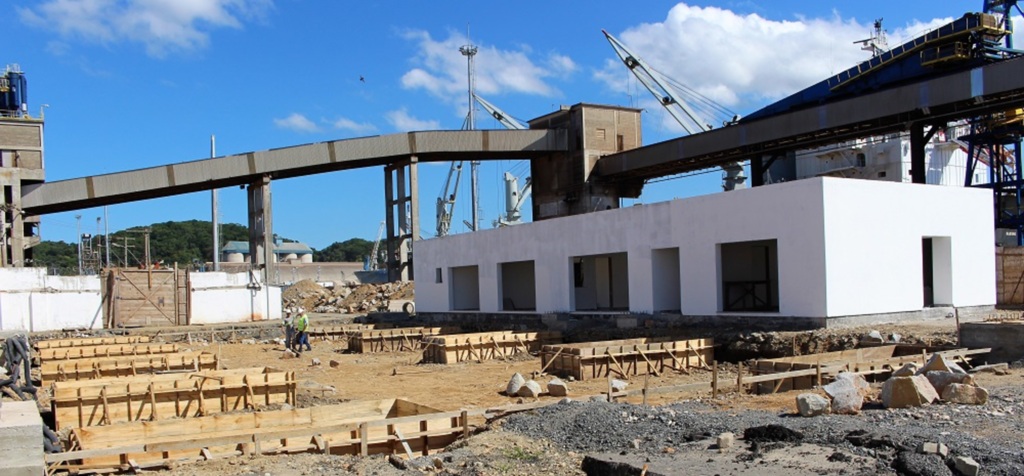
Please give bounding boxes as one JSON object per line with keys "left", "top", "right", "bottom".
{"left": 414, "top": 176, "right": 995, "bottom": 325}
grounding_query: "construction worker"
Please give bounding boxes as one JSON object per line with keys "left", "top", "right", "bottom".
{"left": 282, "top": 307, "right": 295, "bottom": 351}
{"left": 294, "top": 308, "right": 312, "bottom": 353}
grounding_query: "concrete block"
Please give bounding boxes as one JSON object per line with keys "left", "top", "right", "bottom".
{"left": 915, "top": 442, "right": 949, "bottom": 458}
{"left": 954, "top": 456, "right": 980, "bottom": 476}
{"left": 0, "top": 401, "right": 44, "bottom": 476}
{"left": 717, "top": 432, "right": 735, "bottom": 450}
{"left": 961, "top": 321, "right": 1024, "bottom": 363}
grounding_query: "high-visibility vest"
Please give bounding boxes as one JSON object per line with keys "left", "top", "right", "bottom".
{"left": 295, "top": 314, "right": 309, "bottom": 332}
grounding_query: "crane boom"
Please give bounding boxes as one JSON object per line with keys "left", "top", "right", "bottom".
{"left": 474, "top": 94, "right": 527, "bottom": 129}
{"left": 436, "top": 161, "right": 464, "bottom": 237}
{"left": 602, "top": 29, "right": 746, "bottom": 190}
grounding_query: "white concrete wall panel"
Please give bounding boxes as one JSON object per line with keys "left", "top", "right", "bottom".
{"left": 821, "top": 180, "right": 994, "bottom": 316}
{"left": 189, "top": 272, "right": 282, "bottom": 324}
{"left": 0, "top": 268, "right": 101, "bottom": 332}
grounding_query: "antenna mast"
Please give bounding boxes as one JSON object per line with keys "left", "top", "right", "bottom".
{"left": 460, "top": 28, "right": 481, "bottom": 232}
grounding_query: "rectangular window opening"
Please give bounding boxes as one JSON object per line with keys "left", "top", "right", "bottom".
{"left": 500, "top": 260, "right": 536, "bottom": 311}
{"left": 719, "top": 239, "right": 779, "bottom": 312}
{"left": 570, "top": 252, "right": 629, "bottom": 311}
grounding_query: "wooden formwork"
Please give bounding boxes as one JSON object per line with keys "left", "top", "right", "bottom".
{"left": 51, "top": 367, "right": 297, "bottom": 430}
{"left": 53, "top": 399, "right": 465, "bottom": 474}
{"left": 38, "top": 343, "right": 181, "bottom": 363}
{"left": 421, "top": 331, "right": 563, "bottom": 364}
{"left": 40, "top": 352, "right": 219, "bottom": 386}
{"left": 348, "top": 328, "right": 442, "bottom": 353}
{"left": 539, "top": 338, "right": 714, "bottom": 381}
{"left": 751, "top": 345, "right": 990, "bottom": 394}
{"left": 35, "top": 336, "right": 151, "bottom": 350}
{"left": 309, "top": 324, "right": 381, "bottom": 341}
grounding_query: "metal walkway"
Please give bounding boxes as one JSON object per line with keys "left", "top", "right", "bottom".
{"left": 595, "top": 56, "right": 1024, "bottom": 184}
{"left": 21, "top": 129, "right": 567, "bottom": 215}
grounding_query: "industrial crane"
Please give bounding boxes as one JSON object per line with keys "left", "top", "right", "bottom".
{"left": 474, "top": 94, "right": 533, "bottom": 227}
{"left": 435, "top": 161, "right": 464, "bottom": 236}
{"left": 602, "top": 30, "right": 746, "bottom": 190}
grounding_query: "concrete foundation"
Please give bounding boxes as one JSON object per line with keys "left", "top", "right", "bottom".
{"left": 0, "top": 401, "right": 44, "bottom": 476}
{"left": 377, "top": 305, "right": 993, "bottom": 340}
{"left": 961, "top": 321, "right": 1024, "bottom": 364}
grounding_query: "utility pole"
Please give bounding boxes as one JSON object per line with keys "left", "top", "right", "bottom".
{"left": 460, "top": 32, "right": 481, "bottom": 232}
{"left": 104, "top": 206, "right": 110, "bottom": 268}
{"left": 75, "top": 214, "right": 82, "bottom": 275}
{"left": 211, "top": 135, "right": 220, "bottom": 272}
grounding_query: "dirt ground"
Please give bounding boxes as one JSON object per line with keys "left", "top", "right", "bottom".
{"left": 41, "top": 314, "right": 1024, "bottom": 475}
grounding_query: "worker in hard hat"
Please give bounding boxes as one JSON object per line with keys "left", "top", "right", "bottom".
{"left": 282, "top": 307, "right": 296, "bottom": 351}
{"left": 294, "top": 308, "right": 312, "bottom": 353}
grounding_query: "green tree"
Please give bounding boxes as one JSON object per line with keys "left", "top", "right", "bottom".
{"left": 314, "top": 238, "right": 374, "bottom": 262}
{"left": 30, "top": 240, "right": 78, "bottom": 271}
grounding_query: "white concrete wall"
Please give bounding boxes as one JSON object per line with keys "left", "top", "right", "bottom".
{"left": 186, "top": 272, "right": 282, "bottom": 324}
{"left": 821, "top": 179, "right": 994, "bottom": 316}
{"left": 416, "top": 178, "right": 830, "bottom": 316}
{"left": 0, "top": 268, "right": 102, "bottom": 331}
{"left": 415, "top": 177, "right": 994, "bottom": 319}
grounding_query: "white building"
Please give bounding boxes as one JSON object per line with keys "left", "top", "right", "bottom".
{"left": 414, "top": 177, "right": 994, "bottom": 325}
{"left": 787, "top": 125, "right": 990, "bottom": 187}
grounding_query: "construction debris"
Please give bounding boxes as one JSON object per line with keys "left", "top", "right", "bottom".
{"left": 283, "top": 279, "right": 414, "bottom": 314}
{"left": 518, "top": 380, "right": 542, "bottom": 398}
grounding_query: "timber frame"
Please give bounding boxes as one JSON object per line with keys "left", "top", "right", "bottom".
{"left": 347, "top": 327, "right": 443, "bottom": 353}
{"left": 51, "top": 367, "right": 296, "bottom": 430}
{"left": 40, "top": 352, "right": 219, "bottom": 386}
{"left": 539, "top": 338, "right": 714, "bottom": 381}
{"left": 421, "top": 331, "right": 562, "bottom": 364}
{"left": 52, "top": 399, "right": 464, "bottom": 474}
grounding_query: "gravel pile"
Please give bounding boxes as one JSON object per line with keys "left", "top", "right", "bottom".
{"left": 504, "top": 386, "right": 1024, "bottom": 475}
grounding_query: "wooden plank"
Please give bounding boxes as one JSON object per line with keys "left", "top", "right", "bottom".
{"left": 36, "top": 336, "right": 152, "bottom": 350}
{"left": 39, "top": 344, "right": 180, "bottom": 362}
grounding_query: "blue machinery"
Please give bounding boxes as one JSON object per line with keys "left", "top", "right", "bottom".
{"left": 736, "top": 8, "right": 1024, "bottom": 243}
{"left": 964, "top": 1, "right": 1024, "bottom": 244}
{"left": 0, "top": 64, "right": 28, "bottom": 116}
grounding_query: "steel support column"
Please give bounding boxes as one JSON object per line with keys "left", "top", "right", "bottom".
{"left": 385, "top": 157, "right": 419, "bottom": 282}
{"left": 246, "top": 175, "right": 273, "bottom": 284}
{"left": 910, "top": 123, "right": 940, "bottom": 184}
{"left": 750, "top": 157, "right": 764, "bottom": 187}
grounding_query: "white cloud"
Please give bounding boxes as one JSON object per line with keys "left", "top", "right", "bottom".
{"left": 274, "top": 113, "right": 319, "bottom": 133}
{"left": 18, "top": 0, "right": 272, "bottom": 57}
{"left": 386, "top": 108, "right": 440, "bottom": 132}
{"left": 331, "top": 117, "right": 376, "bottom": 134}
{"left": 595, "top": 3, "right": 966, "bottom": 126}
{"left": 400, "top": 29, "right": 577, "bottom": 114}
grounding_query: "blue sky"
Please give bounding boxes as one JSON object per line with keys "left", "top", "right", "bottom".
{"left": 9, "top": 0, "right": 1003, "bottom": 251}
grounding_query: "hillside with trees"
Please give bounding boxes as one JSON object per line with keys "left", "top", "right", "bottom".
{"left": 28, "top": 220, "right": 372, "bottom": 274}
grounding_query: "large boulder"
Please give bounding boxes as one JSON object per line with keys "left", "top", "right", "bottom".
{"left": 506, "top": 373, "right": 526, "bottom": 396}
{"left": 547, "top": 378, "right": 569, "bottom": 397}
{"left": 518, "top": 380, "right": 542, "bottom": 398}
{"left": 924, "top": 371, "right": 974, "bottom": 395}
{"left": 941, "top": 383, "right": 989, "bottom": 405}
{"left": 892, "top": 362, "right": 920, "bottom": 377}
{"left": 881, "top": 375, "right": 939, "bottom": 408}
{"left": 796, "top": 393, "right": 830, "bottom": 417}
{"left": 919, "top": 354, "right": 966, "bottom": 375}
{"left": 823, "top": 372, "right": 868, "bottom": 415}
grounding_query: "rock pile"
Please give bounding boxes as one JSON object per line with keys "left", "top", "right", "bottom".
{"left": 281, "top": 279, "right": 414, "bottom": 314}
